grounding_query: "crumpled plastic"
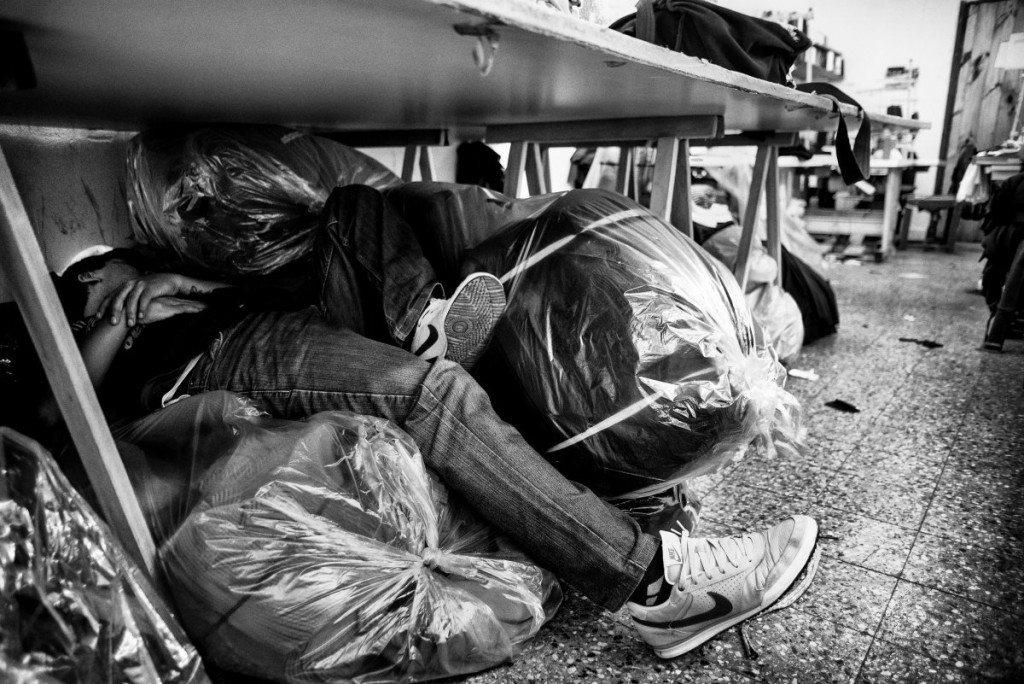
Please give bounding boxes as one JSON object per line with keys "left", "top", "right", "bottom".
{"left": 113, "top": 392, "right": 561, "bottom": 684}
{"left": 126, "top": 125, "right": 401, "bottom": 277}
{"left": 466, "top": 189, "right": 804, "bottom": 499}
{"left": 746, "top": 283, "right": 804, "bottom": 364}
{"left": 0, "top": 428, "right": 206, "bottom": 683}
{"left": 697, "top": 222, "right": 804, "bottom": 363}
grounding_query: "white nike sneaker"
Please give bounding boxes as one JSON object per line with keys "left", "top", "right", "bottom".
{"left": 627, "top": 515, "right": 818, "bottom": 659}
{"left": 408, "top": 272, "right": 506, "bottom": 370}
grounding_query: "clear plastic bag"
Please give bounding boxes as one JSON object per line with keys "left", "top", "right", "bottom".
{"left": 113, "top": 393, "right": 561, "bottom": 684}
{"left": 126, "top": 125, "right": 401, "bottom": 277}
{"left": 0, "top": 428, "right": 207, "bottom": 683}
{"left": 746, "top": 284, "right": 804, "bottom": 364}
{"left": 467, "top": 189, "right": 803, "bottom": 499}
{"left": 698, "top": 223, "right": 804, "bottom": 362}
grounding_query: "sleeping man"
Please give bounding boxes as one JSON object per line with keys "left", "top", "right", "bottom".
{"left": 52, "top": 184, "right": 819, "bottom": 661}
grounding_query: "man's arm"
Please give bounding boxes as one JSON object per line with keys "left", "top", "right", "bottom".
{"left": 37, "top": 293, "right": 209, "bottom": 431}
{"left": 99, "top": 273, "right": 232, "bottom": 327}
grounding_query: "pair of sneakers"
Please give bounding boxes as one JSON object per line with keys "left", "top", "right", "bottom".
{"left": 628, "top": 515, "right": 819, "bottom": 659}
{"left": 408, "top": 272, "right": 506, "bottom": 370}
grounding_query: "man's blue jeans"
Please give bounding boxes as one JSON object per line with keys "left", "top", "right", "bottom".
{"left": 184, "top": 185, "right": 659, "bottom": 610}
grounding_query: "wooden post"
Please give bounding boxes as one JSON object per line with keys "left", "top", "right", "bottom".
{"left": 0, "top": 146, "right": 157, "bottom": 578}
{"left": 504, "top": 141, "right": 527, "bottom": 197}
{"left": 615, "top": 145, "right": 633, "bottom": 198}
{"left": 879, "top": 166, "right": 902, "bottom": 260}
{"left": 764, "top": 146, "right": 782, "bottom": 287}
{"left": 670, "top": 139, "right": 693, "bottom": 238}
{"left": 734, "top": 145, "right": 771, "bottom": 292}
{"left": 524, "top": 143, "right": 548, "bottom": 195}
{"left": 417, "top": 145, "right": 436, "bottom": 182}
{"left": 401, "top": 145, "right": 417, "bottom": 181}
{"left": 402, "top": 145, "right": 435, "bottom": 182}
{"left": 649, "top": 136, "right": 680, "bottom": 223}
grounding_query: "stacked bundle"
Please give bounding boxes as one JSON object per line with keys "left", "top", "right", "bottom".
{"left": 115, "top": 393, "right": 561, "bottom": 683}
{"left": 467, "top": 190, "right": 803, "bottom": 499}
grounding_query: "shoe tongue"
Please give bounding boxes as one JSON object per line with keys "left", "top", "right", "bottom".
{"left": 658, "top": 530, "right": 685, "bottom": 584}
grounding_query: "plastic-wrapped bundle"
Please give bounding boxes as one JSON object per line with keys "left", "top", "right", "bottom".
{"left": 126, "top": 125, "right": 401, "bottom": 276}
{"left": 746, "top": 282, "right": 804, "bottom": 364}
{"left": 122, "top": 393, "right": 560, "bottom": 683}
{"left": 467, "top": 189, "right": 803, "bottom": 499}
{"left": 0, "top": 428, "right": 206, "bottom": 683}
{"left": 697, "top": 222, "right": 804, "bottom": 362}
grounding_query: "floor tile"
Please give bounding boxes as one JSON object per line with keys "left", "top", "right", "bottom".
{"left": 855, "top": 638, "right": 971, "bottom": 683}
{"left": 710, "top": 608, "right": 873, "bottom": 683}
{"left": 725, "top": 452, "right": 835, "bottom": 500}
{"left": 903, "top": 530, "right": 1024, "bottom": 613}
{"left": 856, "top": 416, "right": 960, "bottom": 463}
{"left": 875, "top": 581, "right": 1024, "bottom": 680}
{"left": 790, "top": 556, "right": 897, "bottom": 636}
{"left": 800, "top": 433, "right": 857, "bottom": 471}
{"left": 921, "top": 465, "right": 1024, "bottom": 542}
{"left": 813, "top": 508, "right": 917, "bottom": 577}
{"left": 822, "top": 450, "right": 943, "bottom": 529}
{"left": 699, "top": 480, "right": 831, "bottom": 532}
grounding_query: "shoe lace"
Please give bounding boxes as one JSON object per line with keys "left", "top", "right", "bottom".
{"left": 668, "top": 524, "right": 759, "bottom": 588}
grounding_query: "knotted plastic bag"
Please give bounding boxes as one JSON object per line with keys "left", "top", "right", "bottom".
{"left": 0, "top": 428, "right": 206, "bottom": 683}
{"left": 467, "top": 189, "right": 803, "bottom": 500}
{"left": 126, "top": 125, "right": 401, "bottom": 277}
{"left": 118, "top": 393, "right": 560, "bottom": 683}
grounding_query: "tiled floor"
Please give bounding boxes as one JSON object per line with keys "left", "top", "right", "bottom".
{"left": 465, "top": 243, "right": 1024, "bottom": 683}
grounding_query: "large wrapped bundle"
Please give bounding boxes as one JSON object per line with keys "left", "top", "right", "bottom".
{"left": 117, "top": 393, "right": 560, "bottom": 683}
{"left": 126, "top": 125, "right": 401, "bottom": 277}
{"left": 468, "top": 189, "right": 803, "bottom": 499}
{"left": 0, "top": 429, "right": 206, "bottom": 683}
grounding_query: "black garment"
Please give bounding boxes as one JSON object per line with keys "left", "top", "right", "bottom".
{"left": 456, "top": 141, "right": 505, "bottom": 192}
{"left": 980, "top": 172, "right": 1024, "bottom": 312}
{"left": 780, "top": 246, "right": 840, "bottom": 344}
{"left": 82, "top": 291, "right": 253, "bottom": 421}
{"left": 609, "top": 0, "right": 811, "bottom": 86}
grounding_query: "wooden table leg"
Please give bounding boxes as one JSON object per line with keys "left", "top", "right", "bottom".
{"left": 504, "top": 141, "right": 527, "bottom": 197}
{"left": 0, "top": 145, "right": 157, "bottom": 578}
{"left": 879, "top": 167, "right": 902, "bottom": 260}
{"left": 765, "top": 146, "right": 782, "bottom": 288}
{"left": 734, "top": 145, "right": 771, "bottom": 292}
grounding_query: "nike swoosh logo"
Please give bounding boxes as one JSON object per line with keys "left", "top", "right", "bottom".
{"left": 633, "top": 592, "right": 734, "bottom": 629}
{"left": 412, "top": 324, "right": 440, "bottom": 356}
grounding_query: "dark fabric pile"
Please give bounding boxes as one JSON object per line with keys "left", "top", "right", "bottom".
{"left": 609, "top": 0, "right": 811, "bottom": 86}
{"left": 466, "top": 189, "right": 802, "bottom": 499}
{"left": 780, "top": 246, "right": 840, "bottom": 344}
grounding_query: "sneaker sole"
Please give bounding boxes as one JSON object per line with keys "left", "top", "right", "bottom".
{"left": 653, "top": 516, "right": 820, "bottom": 659}
{"left": 443, "top": 273, "right": 506, "bottom": 370}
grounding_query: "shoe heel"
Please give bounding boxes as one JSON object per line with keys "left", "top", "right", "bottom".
{"left": 444, "top": 273, "right": 506, "bottom": 369}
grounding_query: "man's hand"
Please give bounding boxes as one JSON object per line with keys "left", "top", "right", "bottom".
{"left": 97, "top": 273, "right": 227, "bottom": 327}
{"left": 142, "top": 296, "right": 209, "bottom": 323}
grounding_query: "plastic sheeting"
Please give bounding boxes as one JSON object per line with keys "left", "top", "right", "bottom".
{"left": 467, "top": 189, "right": 803, "bottom": 499}
{"left": 746, "top": 283, "right": 804, "bottom": 364}
{"left": 698, "top": 223, "right": 804, "bottom": 362}
{"left": 0, "top": 428, "right": 206, "bottom": 684}
{"left": 126, "top": 125, "right": 401, "bottom": 277}
{"left": 113, "top": 392, "right": 561, "bottom": 684}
